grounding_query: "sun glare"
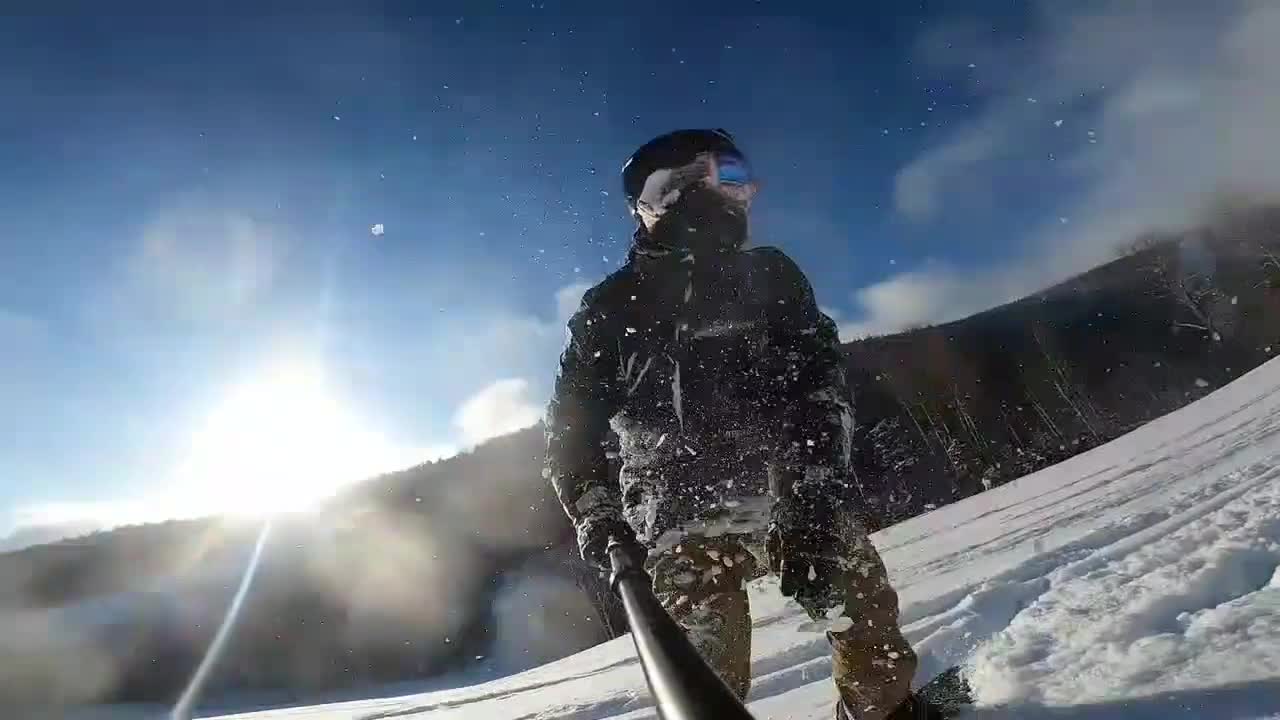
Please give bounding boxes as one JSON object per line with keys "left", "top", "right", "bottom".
{"left": 175, "top": 362, "right": 413, "bottom": 516}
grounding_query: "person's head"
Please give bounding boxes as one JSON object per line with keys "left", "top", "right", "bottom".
{"left": 621, "top": 129, "right": 758, "bottom": 254}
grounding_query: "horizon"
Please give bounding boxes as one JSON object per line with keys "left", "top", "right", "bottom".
{"left": 5, "top": 1, "right": 1280, "bottom": 537}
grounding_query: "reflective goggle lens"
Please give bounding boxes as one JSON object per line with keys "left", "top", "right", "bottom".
{"left": 713, "top": 152, "right": 751, "bottom": 186}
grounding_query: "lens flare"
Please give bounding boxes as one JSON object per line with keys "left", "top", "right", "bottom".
{"left": 173, "top": 360, "right": 419, "bottom": 516}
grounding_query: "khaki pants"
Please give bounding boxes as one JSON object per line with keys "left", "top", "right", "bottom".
{"left": 650, "top": 533, "right": 916, "bottom": 720}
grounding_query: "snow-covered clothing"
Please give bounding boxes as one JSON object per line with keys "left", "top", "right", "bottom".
{"left": 650, "top": 529, "right": 916, "bottom": 720}
{"left": 545, "top": 234, "right": 852, "bottom": 552}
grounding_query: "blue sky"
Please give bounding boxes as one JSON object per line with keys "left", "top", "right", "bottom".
{"left": 3, "top": 1, "right": 1279, "bottom": 535}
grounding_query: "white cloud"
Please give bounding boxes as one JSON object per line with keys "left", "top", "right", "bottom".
{"left": 453, "top": 378, "right": 543, "bottom": 447}
{"left": 472, "top": 280, "right": 594, "bottom": 358}
{"left": 857, "top": 1, "right": 1280, "bottom": 338}
{"left": 894, "top": 127, "right": 999, "bottom": 221}
{"left": 437, "top": 280, "right": 594, "bottom": 448}
{"left": 839, "top": 264, "right": 1039, "bottom": 341}
{"left": 554, "top": 281, "right": 592, "bottom": 325}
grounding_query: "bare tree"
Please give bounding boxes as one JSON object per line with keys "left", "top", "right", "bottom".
{"left": 1115, "top": 230, "right": 1175, "bottom": 259}
{"left": 1257, "top": 242, "right": 1280, "bottom": 289}
{"left": 1143, "top": 251, "right": 1231, "bottom": 341}
{"left": 1032, "top": 326, "right": 1102, "bottom": 442}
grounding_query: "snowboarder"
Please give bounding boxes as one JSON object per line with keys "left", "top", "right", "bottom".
{"left": 546, "top": 129, "right": 928, "bottom": 720}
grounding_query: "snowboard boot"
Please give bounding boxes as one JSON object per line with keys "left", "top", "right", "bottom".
{"left": 836, "top": 693, "right": 945, "bottom": 720}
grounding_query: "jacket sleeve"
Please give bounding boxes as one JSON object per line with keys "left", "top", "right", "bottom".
{"left": 758, "top": 248, "right": 856, "bottom": 520}
{"left": 544, "top": 287, "right": 626, "bottom": 559}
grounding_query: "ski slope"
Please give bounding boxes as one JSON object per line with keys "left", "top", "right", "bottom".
{"left": 127, "top": 359, "right": 1280, "bottom": 718}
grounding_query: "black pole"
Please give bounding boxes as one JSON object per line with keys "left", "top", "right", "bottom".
{"left": 608, "top": 541, "right": 757, "bottom": 720}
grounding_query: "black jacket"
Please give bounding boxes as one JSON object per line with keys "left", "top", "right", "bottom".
{"left": 545, "top": 241, "right": 854, "bottom": 554}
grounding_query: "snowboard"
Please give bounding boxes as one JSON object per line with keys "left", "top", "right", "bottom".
{"left": 837, "top": 665, "right": 973, "bottom": 719}
{"left": 914, "top": 665, "right": 974, "bottom": 718}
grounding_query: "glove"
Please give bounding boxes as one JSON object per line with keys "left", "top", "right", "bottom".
{"left": 769, "top": 525, "right": 844, "bottom": 620}
{"left": 605, "top": 536, "right": 650, "bottom": 594}
{"left": 768, "top": 499, "right": 846, "bottom": 621}
{"left": 579, "top": 517, "right": 641, "bottom": 573}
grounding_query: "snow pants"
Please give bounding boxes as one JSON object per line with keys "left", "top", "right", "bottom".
{"left": 649, "top": 533, "right": 916, "bottom": 720}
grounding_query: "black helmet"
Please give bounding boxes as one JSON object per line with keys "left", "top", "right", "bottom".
{"left": 621, "top": 128, "right": 743, "bottom": 214}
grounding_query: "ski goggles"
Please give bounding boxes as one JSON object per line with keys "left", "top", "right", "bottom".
{"left": 630, "top": 151, "right": 756, "bottom": 226}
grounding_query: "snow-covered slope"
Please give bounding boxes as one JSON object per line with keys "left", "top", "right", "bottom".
{"left": 137, "top": 359, "right": 1280, "bottom": 718}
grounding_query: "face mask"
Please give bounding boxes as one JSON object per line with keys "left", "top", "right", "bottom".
{"left": 633, "top": 151, "right": 756, "bottom": 231}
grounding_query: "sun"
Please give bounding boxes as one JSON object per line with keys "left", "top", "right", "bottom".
{"left": 175, "top": 361, "right": 410, "bottom": 516}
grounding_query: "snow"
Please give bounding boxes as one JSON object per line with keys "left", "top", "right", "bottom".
{"left": 114, "top": 359, "right": 1280, "bottom": 718}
